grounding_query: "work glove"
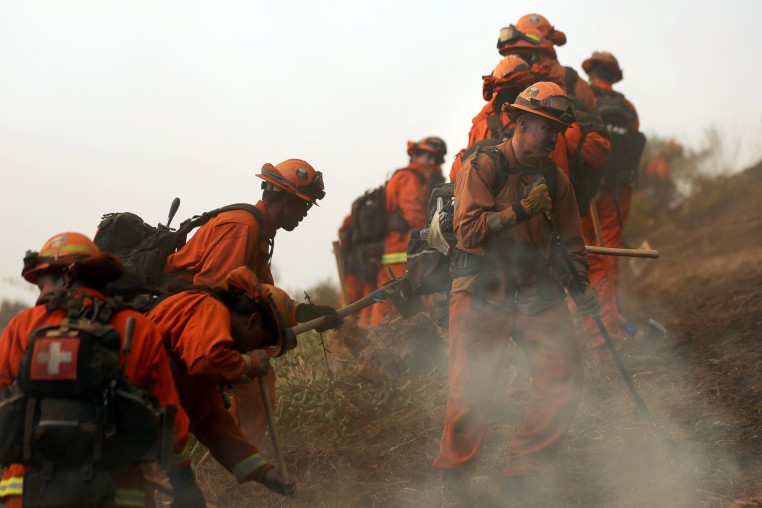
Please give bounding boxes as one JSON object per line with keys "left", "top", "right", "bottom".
{"left": 242, "top": 350, "right": 271, "bottom": 378}
{"left": 573, "top": 282, "right": 600, "bottom": 316}
{"left": 499, "top": 184, "right": 552, "bottom": 225}
{"left": 261, "top": 467, "right": 297, "bottom": 497}
{"left": 168, "top": 466, "right": 207, "bottom": 508}
{"left": 295, "top": 303, "right": 343, "bottom": 332}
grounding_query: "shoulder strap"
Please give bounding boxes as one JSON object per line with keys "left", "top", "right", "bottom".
{"left": 391, "top": 167, "right": 427, "bottom": 185}
{"left": 174, "top": 203, "right": 264, "bottom": 249}
{"left": 471, "top": 145, "right": 558, "bottom": 201}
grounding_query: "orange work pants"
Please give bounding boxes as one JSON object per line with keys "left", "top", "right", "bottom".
{"left": 230, "top": 368, "right": 277, "bottom": 447}
{"left": 580, "top": 185, "right": 632, "bottom": 350}
{"left": 433, "top": 291, "right": 583, "bottom": 477}
{"left": 345, "top": 274, "right": 375, "bottom": 328}
{"left": 369, "top": 262, "right": 406, "bottom": 326}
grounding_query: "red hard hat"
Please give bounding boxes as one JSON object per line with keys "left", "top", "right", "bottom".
{"left": 582, "top": 51, "right": 624, "bottom": 83}
{"left": 225, "top": 266, "right": 298, "bottom": 358}
{"left": 515, "top": 13, "right": 567, "bottom": 47}
{"left": 482, "top": 55, "right": 535, "bottom": 101}
{"left": 504, "top": 81, "right": 576, "bottom": 128}
{"left": 257, "top": 159, "right": 325, "bottom": 204}
{"left": 22, "top": 232, "right": 123, "bottom": 285}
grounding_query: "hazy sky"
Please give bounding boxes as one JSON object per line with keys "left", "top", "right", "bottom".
{"left": 2, "top": 0, "right": 761, "bottom": 305}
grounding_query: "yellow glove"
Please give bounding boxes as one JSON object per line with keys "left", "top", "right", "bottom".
{"left": 520, "top": 183, "right": 552, "bottom": 217}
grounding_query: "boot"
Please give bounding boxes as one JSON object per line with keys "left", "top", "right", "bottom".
{"left": 440, "top": 469, "right": 471, "bottom": 508}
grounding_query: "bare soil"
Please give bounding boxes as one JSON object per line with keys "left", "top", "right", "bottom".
{"left": 195, "top": 162, "right": 762, "bottom": 507}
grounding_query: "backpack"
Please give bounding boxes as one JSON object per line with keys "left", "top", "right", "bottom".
{"left": 592, "top": 87, "right": 647, "bottom": 187}
{"left": 0, "top": 290, "right": 174, "bottom": 508}
{"left": 94, "top": 203, "right": 264, "bottom": 296}
{"left": 406, "top": 142, "right": 558, "bottom": 298}
{"left": 346, "top": 169, "right": 427, "bottom": 280}
{"left": 563, "top": 67, "right": 609, "bottom": 216}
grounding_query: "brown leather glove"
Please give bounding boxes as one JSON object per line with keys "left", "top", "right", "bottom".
{"left": 520, "top": 183, "right": 552, "bottom": 217}
{"left": 574, "top": 283, "right": 600, "bottom": 316}
{"left": 242, "top": 350, "right": 271, "bottom": 378}
{"left": 498, "top": 183, "right": 552, "bottom": 225}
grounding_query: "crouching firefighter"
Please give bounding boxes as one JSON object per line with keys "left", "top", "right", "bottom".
{"left": 0, "top": 232, "right": 205, "bottom": 508}
{"left": 433, "top": 84, "right": 599, "bottom": 504}
{"left": 147, "top": 266, "right": 298, "bottom": 498}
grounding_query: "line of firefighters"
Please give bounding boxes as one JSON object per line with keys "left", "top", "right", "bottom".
{"left": 0, "top": 11, "right": 685, "bottom": 508}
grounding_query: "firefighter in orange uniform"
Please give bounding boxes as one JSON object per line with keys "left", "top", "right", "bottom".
{"left": 450, "top": 49, "right": 549, "bottom": 182}
{"left": 148, "top": 266, "right": 298, "bottom": 497}
{"left": 0, "top": 232, "right": 204, "bottom": 508}
{"left": 434, "top": 84, "right": 598, "bottom": 504}
{"left": 164, "top": 159, "right": 341, "bottom": 445}
{"left": 338, "top": 214, "right": 375, "bottom": 327}
{"left": 370, "top": 138, "right": 442, "bottom": 325}
{"left": 496, "top": 14, "right": 612, "bottom": 202}
{"left": 581, "top": 51, "right": 647, "bottom": 360}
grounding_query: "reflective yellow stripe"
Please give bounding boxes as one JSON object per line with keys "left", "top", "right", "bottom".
{"left": 173, "top": 441, "right": 192, "bottom": 466}
{"left": 0, "top": 476, "right": 23, "bottom": 497}
{"left": 115, "top": 487, "right": 145, "bottom": 507}
{"left": 381, "top": 252, "right": 407, "bottom": 265}
{"left": 232, "top": 453, "right": 267, "bottom": 481}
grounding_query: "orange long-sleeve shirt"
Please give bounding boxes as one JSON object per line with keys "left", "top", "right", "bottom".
{"left": 381, "top": 164, "right": 429, "bottom": 265}
{"left": 165, "top": 201, "right": 273, "bottom": 287}
{"left": 147, "top": 290, "right": 272, "bottom": 483}
{"left": 0, "top": 288, "right": 191, "bottom": 507}
{"left": 452, "top": 140, "right": 588, "bottom": 314}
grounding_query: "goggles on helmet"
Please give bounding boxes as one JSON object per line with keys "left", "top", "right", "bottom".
{"left": 498, "top": 25, "right": 545, "bottom": 45}
{"left": 516, "top": 94, "right": 576, "bottom": 124}
{"left": 261, "top": 165, "right": 326, "bottom": 202}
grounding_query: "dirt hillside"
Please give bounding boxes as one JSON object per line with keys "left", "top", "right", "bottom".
{"left": 194, "top": 161, "right": 762, "bottom": 507}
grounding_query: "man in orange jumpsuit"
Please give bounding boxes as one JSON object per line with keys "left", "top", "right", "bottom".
{"left": 434, "top": 83, "right": 599, "bottom": 504}
{"left": 164, "top": 159, "right": 342, "bottom": 444}
{"left": 581, "top": 51, "right": 646, "bottom": 360}
{"left": 370, "top": 138, "right": 442, "bottom": 325}
{"left": 0, "top": 232, "right": 204, "bottom": 508}
{"left": 148, "top": 266, "right": 298, "bottom": 497}
{"left": 496, "top": 15, "right": 611, "bottom": 191}
{"left": 338, "top": 214, "right": 375, "bottom": 327}
{"left": 449, "top": 49, "right": 548, "bottom": 182}
{"left": 645, "top": 140, "right": 684, "bottom": 208}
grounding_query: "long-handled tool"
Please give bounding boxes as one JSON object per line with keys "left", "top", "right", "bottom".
{"left": 290, "top": 277, "right": 417, "bottom": 335}
{"left": 543, "top": 210, "right": 662, "bottom": 431}
{"left": 258, "top": 375, "right": 292, "bottom": 496}
{"left": 584, "top": 245, "right": 659, "bottom": 258}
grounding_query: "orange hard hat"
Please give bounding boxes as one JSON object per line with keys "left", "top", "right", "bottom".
{"left": 496, "top": 25, "right": 555, "bottom": 57}
{"left": 582, "top": 51, "right": 623, "bottom": 83}
{"left": 22, "top": 232, "right": 123, "bottom": 285}
{"left": 257, "top": 159, "right": 325, "bottom": 204}
{"left": 515, "top": 13, "right": 566, "bottom": 46}
{"left": 504, "top": 81, "right": 576, "bottom": 128}
{"left": 225, "top": 266, "right": 298, "bottom": 357}
{"left": 482, "top": 55, "right": 535, "bottom": 101}
{"left": 407, "top": 137, "right": 446, "bottom": 164}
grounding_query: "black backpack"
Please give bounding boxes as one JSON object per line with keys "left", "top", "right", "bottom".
{"left": 0, "top": 290, "right": 174, "bottom": 508}
{"left": 406, "top": 143, "right": 558, "bottom": 298}
{"left": 94, "top": 202, "right": 264, "bottom": 295}
{"left": 346, "top": 169, "right": 426, "bottom": 279}
{"left": 592, "top": 87, "right": 647, "bottom": 187}
{"left": 563, "top": 67, "right": 610, "bottom": 216}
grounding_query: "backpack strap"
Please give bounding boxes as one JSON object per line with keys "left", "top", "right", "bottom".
{"left": 469, "top": 144, "right": 558, "bottom": 201}
{"left": 174, "top": 203, "right": 265, "bottom": 250}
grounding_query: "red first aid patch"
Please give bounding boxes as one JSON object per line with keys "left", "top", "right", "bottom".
{"left": 30, "top": 337, "right": 80, "bottom": 381}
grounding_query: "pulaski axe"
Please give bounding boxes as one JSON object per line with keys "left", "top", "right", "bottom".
{"left": 290, "top": 276, "right": 422, "bottom": 335}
